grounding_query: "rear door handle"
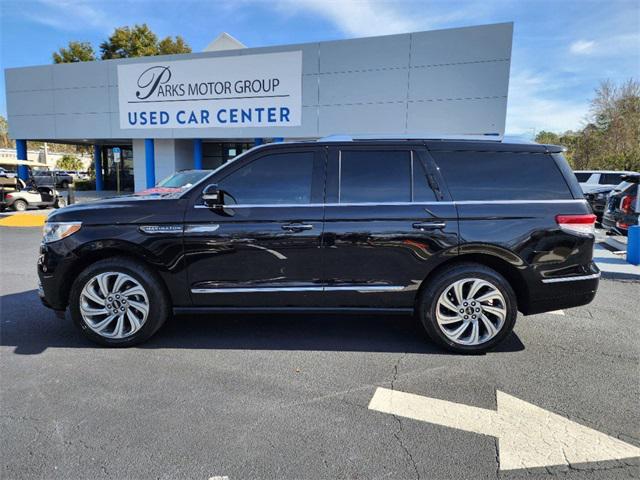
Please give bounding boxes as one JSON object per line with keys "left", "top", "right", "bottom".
{"left": 281, "top": 223, "right": 313, "bottom": 232}
{"left": 412, "top": 221, "right": 446, "bottom": 231}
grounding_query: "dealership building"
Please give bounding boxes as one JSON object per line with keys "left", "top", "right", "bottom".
{"left": 4, "top": 23, "right": 513, "bottom": 191}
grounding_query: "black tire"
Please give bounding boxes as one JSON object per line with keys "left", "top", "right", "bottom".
{"left": 12, "top": 199, "right": 28, "bottom": 212}
{"left": 60, "top": 181, "right": 69, "bottom": 189}
{"left": 417, "top": 263, "right": 517, "bottom": 354}
{"left": 69, "top": 257, "right": 171, "bottom": 347}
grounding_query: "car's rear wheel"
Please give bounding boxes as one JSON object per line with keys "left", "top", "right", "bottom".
{"left": 12, "top": 199, "right": 27, "bottom": 212}
{"left": 418, "top": 263, "right": 517, "bottom": 354}
{"left": 69, "top": 257, "right": 170, "bottom": 347}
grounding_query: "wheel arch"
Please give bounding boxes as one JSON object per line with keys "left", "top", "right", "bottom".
{"left": 416, "top": 250, "right": 530, "bottom": 314}
{"left": 60, "top": 241, "right": 173, "bottom": 309}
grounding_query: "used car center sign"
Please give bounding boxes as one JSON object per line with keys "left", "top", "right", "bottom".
{"left": 117, "top": 51, "right": 302, "bottom": 129}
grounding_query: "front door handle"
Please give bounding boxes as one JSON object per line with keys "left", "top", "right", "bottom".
{"left": 281, "top": 223, "right": 313, "bottom": 232}
{"left": 412, "top": 221, "right": 446, "bottom": 231}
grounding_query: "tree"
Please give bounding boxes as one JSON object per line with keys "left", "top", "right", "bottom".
{"left": 53, "top": 41, "right": 96, "bottom": 63}
{"left": 99, "top": 24, "right": 191, "bottom": 59}
{"left": 56, "top": 155, "right": 83, "bottom": 171}
{"left": 536, "top": 79, "right": 640, "bottom": 171}
{"left": 534, "top": 131, "right": 560, "bottom": 145}
{"left": 52, "top": 25, "right": 192, "bottom": 64}
{"left": 158, "top": 35, "right": 191, "bottom": 55}
{"left": 0, "top": 115, "right": 14, "bottom": 149}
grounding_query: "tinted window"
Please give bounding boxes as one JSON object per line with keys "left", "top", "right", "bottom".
{"left": 433, "top": 152, "right": 573, "bottom": 201}
{"left": 340, "top": 151, "right": 411, "bottom": 203}
{"left": 218, "top": 152, "right": 314, "bottom": 205}
{"left": 600, "top": 173, "right": 623, "bottom": 185}
{"left": 574, "top": 172, "right": 591, "bottom": 182}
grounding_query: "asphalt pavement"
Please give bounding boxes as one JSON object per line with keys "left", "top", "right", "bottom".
{"left": 1, "top": 227, "right": 639, "bottom": 480}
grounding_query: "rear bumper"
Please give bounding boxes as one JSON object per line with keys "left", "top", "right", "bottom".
{"left": 522, "top": 265, "right": 600, "bottom": 315}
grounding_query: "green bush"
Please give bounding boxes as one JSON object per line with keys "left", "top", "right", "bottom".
{"left": 73, "top": 179, "right": 96, "bottom": 191}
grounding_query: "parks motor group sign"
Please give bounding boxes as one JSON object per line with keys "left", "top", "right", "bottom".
{"left": 117, "top": 51, "right": 302, "bottom": 129}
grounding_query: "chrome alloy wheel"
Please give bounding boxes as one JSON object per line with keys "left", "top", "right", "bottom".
{"left": 79, "top": 272, "right": 149, "bottom": 339}
{"left": 435, "top": 278, "right": 507, "bottom": 346}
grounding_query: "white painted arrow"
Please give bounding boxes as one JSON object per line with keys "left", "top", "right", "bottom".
{"left": 368, "top": 387, "right": 640, "bottom": 471}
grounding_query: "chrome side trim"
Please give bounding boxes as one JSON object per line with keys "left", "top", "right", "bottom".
{"left": 193, "top": 199, "right": 587, "bottom": 209}
{"left": 191, "top": 285, "right": 406, "bottom": 294}
{"left": 325, "top": 286, "right": 406, "bottom": 292}
{"left": 454, "top": 199, "right": 587, "bottom": 205}
{"left": 541, "top": 272, "right": 601, "bottom": 284}
{"left": 184, "top": 224, "right": 220, "bottom": 234}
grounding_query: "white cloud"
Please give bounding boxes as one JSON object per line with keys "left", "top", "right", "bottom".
{"left": 569, "top": 39, "right": 596, "bottom": 55}
{"left": 272, "top": 0, "right": 474, "bottom": 37}
{"left": 25, "top": 0, "right": 113, "bottom": 33}
{"left": 505, "top": 70, "right": 588, "bottom": 136}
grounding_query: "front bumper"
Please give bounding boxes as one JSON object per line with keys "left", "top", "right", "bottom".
{"left": 37, "top": 239, "right": 77, "bottom": 311}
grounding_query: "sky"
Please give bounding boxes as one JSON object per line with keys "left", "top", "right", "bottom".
{"left": 1, "top": 0, "right": 638, "bottom": 136}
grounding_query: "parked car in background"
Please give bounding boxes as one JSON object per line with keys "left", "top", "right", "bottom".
{"left": 135, "top": 169, "right": 213, "bottom": 195}
{"left": 575, "top": 170, "right": 638, "bottom": 189}
{"left": 1, "top": 180, "right": 66, "bottom": 211}
{"left": 577, "top": 170, "right": 639, "bottom": 222}
{"left": 31, "top": 169, "right": 74, "bottom": 189}
{"left": 602, "top": 174, "right": 639, "bottom": 236}
{"left": 583, "top": 185, "right": 612, "bottom": 223}
{"left": 63, "top": 170, "right": 90, "bottom": 180}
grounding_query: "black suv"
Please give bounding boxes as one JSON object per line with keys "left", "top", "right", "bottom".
{"left": 38, "top": 139, "right": 599, "bottom": 353}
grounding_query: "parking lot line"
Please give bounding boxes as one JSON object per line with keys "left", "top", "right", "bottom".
{"left": 368, "top": 387, "right": 640, "bottom": 471}
{"left": 0, "top": 213, "right": 48, "bottom": 227}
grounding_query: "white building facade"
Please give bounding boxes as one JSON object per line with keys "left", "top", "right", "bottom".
{"left": 4, "top": 23, "right": 513, "bottom": 191}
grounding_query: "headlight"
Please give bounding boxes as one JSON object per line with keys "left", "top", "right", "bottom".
{"left": 42, "top": 222, "right": 82, "bottom": 243}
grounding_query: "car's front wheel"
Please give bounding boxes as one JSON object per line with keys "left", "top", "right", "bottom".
{"left": 69, "top": 257, "right": 170, "bottom": 346}
{"left": 418, "top": 263, "right": 517, "bottom": 354}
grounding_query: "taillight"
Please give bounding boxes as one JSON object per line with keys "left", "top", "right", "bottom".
{"left": 621, "top": 195, "right": 637, "bottom": 213}
{"left": 5, "top": 194, "right": 12, "bottom": 199}
{"left": 556, "top": 214, "right": 596, "bottom": 235}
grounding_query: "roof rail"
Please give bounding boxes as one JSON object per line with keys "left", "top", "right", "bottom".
{"left": 318, "top": 133, "right": 504, "bottom": 142}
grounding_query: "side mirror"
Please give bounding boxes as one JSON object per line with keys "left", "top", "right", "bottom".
{"left": 202, "top": 184, "right": 222, "bottom": 208}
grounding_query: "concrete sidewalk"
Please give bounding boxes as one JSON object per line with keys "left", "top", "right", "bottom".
{"left": 593, "top": 244, "right": 640, "bottom": 280}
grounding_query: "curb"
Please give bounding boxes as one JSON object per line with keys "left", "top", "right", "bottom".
{"left": 600, "top": 271, "right": 640, "bottom": 282}
{"left": 604, "top": 236, "right": 627, "bottom": 252}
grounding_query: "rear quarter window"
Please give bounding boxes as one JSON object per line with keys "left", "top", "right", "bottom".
{"left": 574, "top": 172, "right": 592, "bottom": 182}
{"left": 599, "top": 173, "right": 624, "bottom": 185}
{"left": 432, "top": 152, "right": 573, "bottom": 201}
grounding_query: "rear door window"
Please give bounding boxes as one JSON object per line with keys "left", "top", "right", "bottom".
{"left": 339, "top": 150, "right": 411, "bottom": 203}
{"left": 432, "top": 152, "right": 573, "bottom": 201}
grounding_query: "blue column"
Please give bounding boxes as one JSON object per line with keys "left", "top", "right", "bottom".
{"left": 93, "top": 145, "right": 103, "bottom": 191}
{"left": 193, "top": 139, "right": 203, "bottom": 169}
{"left": 273, "top": 137, "right": 284, "bottom": 143}
{"left": 145, "top": 139, "right": 155, "bottom": 188}
{"left": 254, "top": 138, "right": 264, "bottom": 146}
{"left": 16, "top": 140, "right": 28, "bottom": 181}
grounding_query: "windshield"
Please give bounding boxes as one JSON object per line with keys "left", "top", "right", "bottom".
{"left": 157, "top": 170, "right": 211, "bottom": 189}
